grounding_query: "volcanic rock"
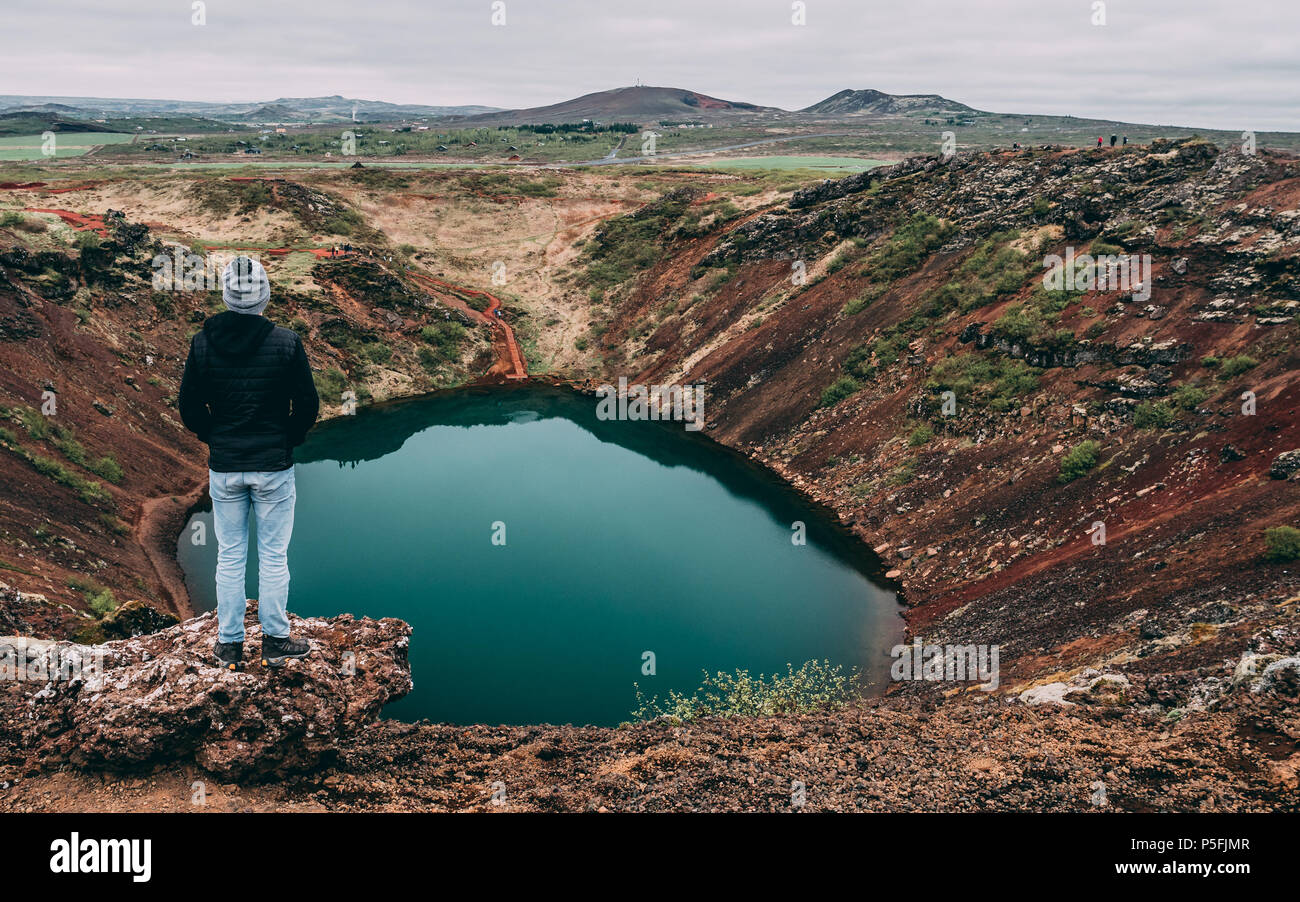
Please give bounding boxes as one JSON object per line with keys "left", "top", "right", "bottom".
{"left": 1269, "top": 449, "right": 1300, "bottom": 480}
{"left": 0, "top": 606, "right": 412, "bottom": 778}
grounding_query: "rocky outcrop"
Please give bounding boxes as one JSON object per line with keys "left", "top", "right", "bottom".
{"left": 1018, "top": 670, "right": 1132, "bottom": 706}
{"left": 958, "top": 322, "right": 1191, "bottom": 376}
{"left": 1270, "top": 450, "right": 1300, "bottom": 480}
{"left": 788, "top": 156, "right": 925, "bottom": 208}
{"left": 0, "top": 605, "right": 411, "bottom": 779}
{"left": 99, "top": 598, "right": 179, "bottom": 639}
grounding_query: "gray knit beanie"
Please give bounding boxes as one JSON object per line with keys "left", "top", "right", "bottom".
{"left": 222, "top": 256, "right": 270, "bottom": 315}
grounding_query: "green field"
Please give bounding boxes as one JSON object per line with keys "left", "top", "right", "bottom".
{"left": 158, "top": 160, "right": 496, "bottom": 170}
{"left": 0, "top": 132, "right": 135, "bottom": 160}
{"left": 693, "top": 155, "right": 890, "bottom": 173}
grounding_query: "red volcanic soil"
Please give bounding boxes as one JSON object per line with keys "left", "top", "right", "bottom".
{"left": 21, "top": 208, "right": 109, "bottom": 236}
{"left": 407, "top": 270, "right": 528, "bottom": 380}
{"left": 1, "top": 182, "right": 99, "bottom": 193}
{"left": 685, "top": 92, "right": 736, "bottom": 110}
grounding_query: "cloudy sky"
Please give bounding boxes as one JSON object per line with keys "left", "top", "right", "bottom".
{"left": 6, "top": 0, "right": 1298, "bottom": 130}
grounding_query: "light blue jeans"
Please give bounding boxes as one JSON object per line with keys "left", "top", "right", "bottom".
{"left": 209, "top": 468, "right": 296, "bottom": 643}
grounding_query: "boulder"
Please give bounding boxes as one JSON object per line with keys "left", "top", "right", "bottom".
{"left": 1139, "top": 620, "right": 1166, "bottom": 640}
{"left": 0, "top": 606, "right": 411, "bottom": 778}
{"left": 1269, "top": 450, "right": 1300, "bottom": 480}
{"left": 100, "top": 598, "right": 179, "bottom": 639}
{"left": 1255, "top": 657, "right": 1300, "bottom": 695}
{"left": 1233, "top": 652, "right": 1300, "bottom": 695}
{"left": 1018, "top": 670, "right": 1131, "bottom": 707}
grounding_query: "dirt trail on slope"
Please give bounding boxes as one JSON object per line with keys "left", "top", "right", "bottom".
{"left": 135, "top": 484, "right": 207, "bottom": 618}
{"left": 406, "top": 270, "right": 528, "bottom": 380}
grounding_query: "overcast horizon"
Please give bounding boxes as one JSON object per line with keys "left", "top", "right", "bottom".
{"left": 6, "top": 0, "right": 1298, "bottom": 131}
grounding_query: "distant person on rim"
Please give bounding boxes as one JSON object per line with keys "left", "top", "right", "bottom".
{"left": 179, "top": 256, "right": 319, "bottom": 671}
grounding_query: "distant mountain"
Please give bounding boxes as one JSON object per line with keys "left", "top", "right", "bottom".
{"left": 0, "top": 95, "right": 500, "bottom": 124}
{"left": 226, "top": 103, "right": 311, "bottom": 123}
{"left": 455, "top": 86, "right": 778, "bottom": 126}
{"left": 800, "top": 89, "right": 975, "bottom": 116}
{"left": 0, "top": 111, "right": 124, "bottom": 137}
{"left": 0, "top": 87, "right": 992, "bottom": 130}
{"left": 266, "top": 95, "right": 500, "bottom": 121}
{"left": 2, "top": 102, "right": 97, "bottom": 116}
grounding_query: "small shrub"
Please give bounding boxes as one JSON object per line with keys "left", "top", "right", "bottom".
{"left": 1218, "top": 355, "right": 1258, "bottom": 379}
{"left": 631, "top": 660, "right": 858, "bottom": 722}
{"left": 78, "top": 481, "right": 112, "bottom": 507}
{"left": 420, "top": 320, "right": 467, "bottom": 358}
{"left": 87, "top": 588, "right": 118, "bottom": 616}
{"left": 819, "top": 376, "right": 861, "bottom": 408}
{"left": 1133, "top": 400, "right": 1177, "bottom": 430}
{"left": 850, "top": 480, "right": 877, "bottom": 498}
{"left": 908, "top": 424, "right": 933, "bottom": 447}
{"left": 417, "top": 347, "right": 443, "bottom": 374}
{"left": 1058, "top": 440, "right": 1101, "bottom": 483}
{"left": 926, "top": 353, "right": 1040, "bottom": 413}
{"left": 98, "top": 513, "right": 129, "bottom": 535}
{"left": 362, "top": 342, "right": 392, "bottom": 364}
{"left": 842, "top": 343, "right": 876, "bottom": 382}
{"left": 16, "top": 406, "right": 50, "bottom": 440}
{"left": 34, "top": 454, "right": 113, "bottom": 506}
{"left": 31, "top": 454, "right": 72, "bottom": 483}
{"left": 1171, "top": 383, "right": 1209, "bottom": 411}
{"left": 67, "top": 576, "right": 117, "bottom": 617}
{"left": 1264, "top": 526, "right": 1300, "bottom": 562}
{"left": 313, "top": 368, "right": 348, "bottom": 400}
{"left": 52, "top": 426, "right": 87, "bottom": 465}
{"left": 89, "top": 455, "right": 124, "bottom": 484}
{"left": 842, "top": 283, "right": 883, "bottom": 316}
{"left": 993, "top": 304, "right": 1045, "bottom": 343}
{"left": 888, "top": 458, "right": 918, "bottom": 486}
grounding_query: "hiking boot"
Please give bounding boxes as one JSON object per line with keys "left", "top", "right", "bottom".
{"left": 214, "top": 640, "right": 244, "bottom": 671}
{"left": 261, "top": 634, "right": 311, "bottom": 668}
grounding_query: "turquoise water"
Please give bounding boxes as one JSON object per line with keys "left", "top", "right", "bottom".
{"left": 178, "top": 386, "right": 901, "bottom": 726}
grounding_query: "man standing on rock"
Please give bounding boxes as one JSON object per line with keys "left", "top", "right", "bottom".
{"left": 179, "top": 256, "right": 319, "bottom": 670}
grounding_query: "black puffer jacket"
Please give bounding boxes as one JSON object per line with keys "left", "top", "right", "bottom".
{"left": 179, "top": 312, "right": 319, "bottom": 472}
